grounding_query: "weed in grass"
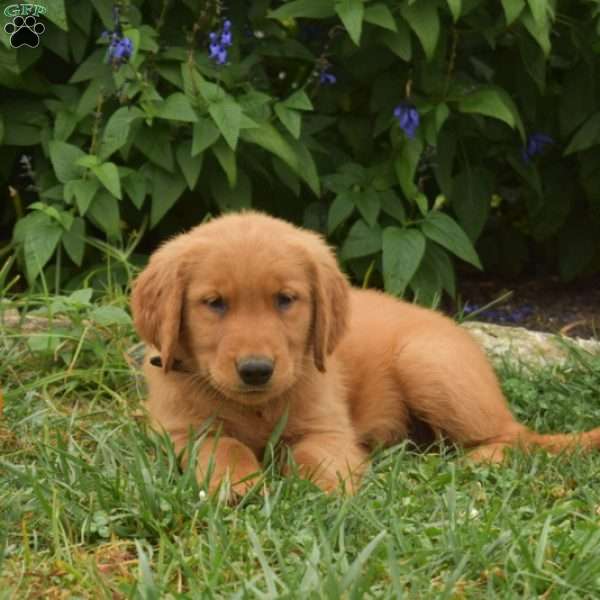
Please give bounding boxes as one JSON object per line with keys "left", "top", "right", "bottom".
{"left": 2, "top": 293, "right": 600, "bottom": 598}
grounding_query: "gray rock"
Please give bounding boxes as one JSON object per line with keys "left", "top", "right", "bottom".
{"left": 462, "top": 322, "right": 600, "bottom": 369}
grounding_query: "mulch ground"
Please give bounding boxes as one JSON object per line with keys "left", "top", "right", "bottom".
{"left": 453, "top": 273, "right": 600, "bottom": 340}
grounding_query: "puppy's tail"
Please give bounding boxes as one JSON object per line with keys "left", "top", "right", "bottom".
{"left": 521, "top": 426, "right": 600, "bottom": 453}
{"left": 470, "top": 426, "right": 600, "bottom": 463}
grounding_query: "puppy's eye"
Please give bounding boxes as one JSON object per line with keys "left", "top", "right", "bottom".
{"left": 276, "top": 292, "right": 295, "bottom": 311}
{"left": 203, "top": 296, "right": 227, "bottom": 314}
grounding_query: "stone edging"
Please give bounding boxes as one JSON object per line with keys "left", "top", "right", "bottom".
{"left": 462, "top": 322, "right": 600, "bottom": 369}
{"left": 2, "top": 307, "right": 599, "bottom": 369}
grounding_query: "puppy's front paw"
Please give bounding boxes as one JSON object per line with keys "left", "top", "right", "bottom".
{"left": 286, "top": 449, "right": 361, "bottom": 495}
{"left": 205, "top": 471, "right": 264, "bottom": 504}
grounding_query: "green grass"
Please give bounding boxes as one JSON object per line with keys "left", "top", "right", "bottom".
{"left": 2, "top": 293, "right": 600, "bottom": 599}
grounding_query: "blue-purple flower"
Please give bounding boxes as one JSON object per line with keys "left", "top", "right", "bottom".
{"left": 522, "top": 132, "right": 554, "bottom": 163}
{"left": 101, "top": 6, "right": 134, "bottom": 66}
{"left": 109, "top": 36, "right": 133, "bottom": 62}
{"left": 209, "top": 19, "right": 233, "bottom": 65}
{"left": 394, "top": 104, "right": 420, "bottom": 139}
{"left": 319, "top": 68, "right": 336, "bottom": 85}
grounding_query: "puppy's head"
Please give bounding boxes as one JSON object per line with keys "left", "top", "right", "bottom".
{"left": 131, "top": 212, "right": 349, "bottom": 405}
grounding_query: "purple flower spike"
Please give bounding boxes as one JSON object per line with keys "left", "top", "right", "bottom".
{"left": 107, "top": 35, "right": 134, "bottom": 64}
{"left": 394, "top": 103, "right": 420, "bottom": 139}
{"left": 319, "top": 68, "right": 336, "bottom": 85}
{"left": 522, "top": 132, "right": 554, "bottom": 163}
{"left": 221, "top": 30, "right": 232, "bottom": 46}
{"left": 208, "top": 19, "right": 233, "bottom": 65}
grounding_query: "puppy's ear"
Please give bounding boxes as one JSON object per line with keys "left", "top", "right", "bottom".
{"left": 131, "top": 252, "right": 186, "bottom": 373}
{"left": 308, "top": 242, "right": 350, "bottom": 372}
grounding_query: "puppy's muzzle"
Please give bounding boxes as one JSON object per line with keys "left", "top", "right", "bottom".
{"left": 236, "top": 356, "right": 274, "bottom": 386}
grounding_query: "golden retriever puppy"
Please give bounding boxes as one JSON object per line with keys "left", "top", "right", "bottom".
{"left": 131, "top": 211, "right": 600, "bottom": 496}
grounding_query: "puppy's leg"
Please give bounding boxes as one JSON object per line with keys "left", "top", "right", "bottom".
{"left": 394, "top": 325, "right": 528, "bottom": 457}
{"left": 198, "top": 436, "right": 263, "bottom": 497}
{"left": 395, "top": 327, "right": 600, "bottom": 460}
{"left": 173, "top": 432, "right": 262, "bottom": 497}
{"left": 287, "top": 433, "right": 368, "bottom": 494}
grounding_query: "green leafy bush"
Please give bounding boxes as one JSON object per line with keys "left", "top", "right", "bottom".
{"left": 1, "top": 0, "right": 600, "bottom": 300}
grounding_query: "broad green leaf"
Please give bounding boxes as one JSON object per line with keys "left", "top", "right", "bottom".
{"left": 323, "top": 169, "right": 363, "bottom": 194}
{"left": 272, "top": 158, "right": 300, "bottom": 197}
{"left": 354, "top": 189, "right": 380, "bottom": 227}
{"left": 428, "top": 242, "right": 456, "bottom": 297}
{"left": 88, "top": 190, "right": 121, "bottom": 239}
{"left": 527, "top": 0, "right": 552, "bottom": 29}
{"left": 54, "top": 110, "right": 78, "bottom": 142}
{"left": 420, "top": 212, "right": 482, "bottom": 269}
{"left": 134, "top": 124, "right": 174, "bottom": 172}
{"left": 415, "top": 192, "right": 428, "bottom": 217}
{"left": 275, "top": 104, "right": 302, "bottom": 139}
{"left": 19, "top": 213, "right": 63, "bottom": 282}
{"left": 508, "top": 154, "right": 543, "bottom": 198}
{"left": 212, "top": 139, "right": 237, "bottom": 188}
{"left": 501, "top": 0, "right": 525, "bottom": 24}
{"left": 457, "top": 87, "right": 523, "bottom": 136}
{"left": 64, "top": 178, "right": 99, "bottom": 215}
{"left": 92, "top": 162, "right": 122, "bottom": 199}
{"left": 48, "top": 141, "right": 85, "bottom": 183}
{"left": 90, "top": 305, "right": 132, "bottom": 326}
{"left": 564, "top": 112, "right": 600, "bottom": 155}
{"left": 335, "top": 0, "right": 364, "bottom": 45}
{"left": 209, "top": 98, "right": 242, "bottom": 150}
{"left": 241, "top": 124, "right": 319, "bottom": 195}
{"left": 100, "top": 107, "right": 142, "bottom": 160}
{"left": 269, "top": 0, "right": 335, "bottom": 20}
{"left": 382, "top": 227, "right": 426, "bottom": 295}
{"left": 157, "top": 93, "right": 198, "bottom": 122}
{"left": 62, "top": 217, "right": 86, "bottom": 266}
{"left": 149, "top": 167, "right": 187, "bottom": 228}
{"left": 364, "top": 4, "right": 397, "bottom": 31}
{"left": 434, "top": 103, "right": 450, "bottom": 133}
{"left": 192, "top": 117, "right": 221, "bottom": 156}
{"left": 401, "top": 2, "right": 440, "bottom": 61}
{"left": 123, "top": 172, "right": 147, "bottom": 209}
{"left": 76, "top": 155, "right": 100, "bottom": 169}
{"left": 285, "top": 136, "right": 320, "bottom": 196}
{"left": 434, "top": 127, "right": 456, "bottom": 197}
{"left": 394, "top": 138, "right": 423, "bottom": 200}
{"left": 409, "top": 245, "right": 443, "bottom": 307}
{"left": 210, "top": 170, "right": 252, "bottom": 212}
{"left": 380, "top": 24, "right": 412, "bottom": 61}
{"left": 176, "top": 141, "right": 203, "bottom": 190}
{"left": 450, "top": 167, "right": 493, "bottom": 241}
{"left": 521, "top": 7, "right": 551, "bottom": 55}
{"left": 68, "top": 288, "right": 93, "bottom": 305}
{"left": 44, "top": 0, "right": 68, "bottom": 31}
{"left": 341, "top": 220, "right": 382, "bottom": 260}
{"left": 447, "top": 0, "right": 462, "bottom": 22}
{"left": 380, "top": 189, "right": 406, "bottom": 223}
{"left": 328, "top": 193, "right": 355, "bottom": 233}
{"left": 69, "top": 2, "right": 93, "bottom": 34}
{"left": 69, "top": 49, "right": 109, "bottom": 83}
{"left": 122, "top": 28, "right": 141, "bottom": 63}
{"left": 282, "top": 90, "right": 313, "bottom": 111}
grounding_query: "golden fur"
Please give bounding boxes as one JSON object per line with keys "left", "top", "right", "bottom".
{"left": 131, "top": 211, "right": 600, "bottom": 496}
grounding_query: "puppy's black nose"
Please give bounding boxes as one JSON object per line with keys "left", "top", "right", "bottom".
{"left": 236, "top": 356, "right": 274, "bottom": 386}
